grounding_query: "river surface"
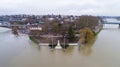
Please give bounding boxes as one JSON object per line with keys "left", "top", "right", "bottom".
{"left": 0, "top": 24, "right": 120, "bottom": 67}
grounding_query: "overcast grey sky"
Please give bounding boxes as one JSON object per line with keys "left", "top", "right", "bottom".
{"left": 0, "top": 0, "right": 120, "bottom": 16}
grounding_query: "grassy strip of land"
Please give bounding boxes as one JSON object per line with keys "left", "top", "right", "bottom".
{"left": 29, "top": 36, "right": 39, "bottom": 44}
{"left": 94, "top": 25, "right": 103, "bottom": 36}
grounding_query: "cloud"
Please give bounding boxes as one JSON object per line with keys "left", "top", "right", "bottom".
{"left": 0, "top": 0, "right": 120, "bottom": 16}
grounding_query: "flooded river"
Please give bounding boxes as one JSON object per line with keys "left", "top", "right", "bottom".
{"left": 0, "top": 24, "right": 120, "bottom": 67}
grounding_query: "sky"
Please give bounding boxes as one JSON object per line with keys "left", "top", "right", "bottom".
{"left": 0, "top": 0, "right": 120, "bottom": 16}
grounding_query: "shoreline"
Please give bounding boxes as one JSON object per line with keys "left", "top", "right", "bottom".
{"left": 38, "top": 43, "right": 78, "bottom": 46}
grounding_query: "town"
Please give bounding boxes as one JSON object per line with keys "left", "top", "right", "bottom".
{"left": 0, "top": 14, "right": 104, "bottom": 49}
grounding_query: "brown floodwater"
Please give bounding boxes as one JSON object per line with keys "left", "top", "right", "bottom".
{"left": 0, "top": 24, "right": 120, "bottom": 67}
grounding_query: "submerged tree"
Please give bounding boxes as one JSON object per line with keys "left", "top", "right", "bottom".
{"left": 79, "top": 27, "right": 95, "bottom": 44}
{"left": 12, "top": 26, "right": 18, "bottom": 35}
{"left": 11, "top": 22, "right": 19, "bottom": 35}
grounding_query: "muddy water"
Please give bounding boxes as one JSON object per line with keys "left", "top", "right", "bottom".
{"left": 0, "top": 25, "right": 120, "bottom": 67}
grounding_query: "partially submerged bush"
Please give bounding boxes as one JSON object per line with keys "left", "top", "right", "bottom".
{"left": 29, "top": 36, "right": 39, "bottom": 44}
{"left": 79, "top": 27, "right": 95, "bottom": 44}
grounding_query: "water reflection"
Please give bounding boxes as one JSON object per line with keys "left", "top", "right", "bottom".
{"left": 29, "top": 40, "right": 41, "bottom": 50}
{"left": 61, "top": 46, "right": 74, "bottom": 55}
{"left": 42, "top": 45, "right": 74, "bottom": 55}
{"left": 78, "top": 37, "right": 95, "bottom": 56}
{"left": 78, "top": 44, "right": 92, "bottom": 56}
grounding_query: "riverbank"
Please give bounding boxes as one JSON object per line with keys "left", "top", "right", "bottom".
{"left": 94, "top": 25, "right": 103, "bottom": 36}
{"left": 39, "top": 43, "right": 78, "bottom": 46}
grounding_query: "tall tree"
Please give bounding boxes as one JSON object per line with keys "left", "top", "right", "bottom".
{"left": 79, "top": 27, "right": 95, "bottom": 44}
{"left": 66, "top": 25, "right": 75, "bottom": 42}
